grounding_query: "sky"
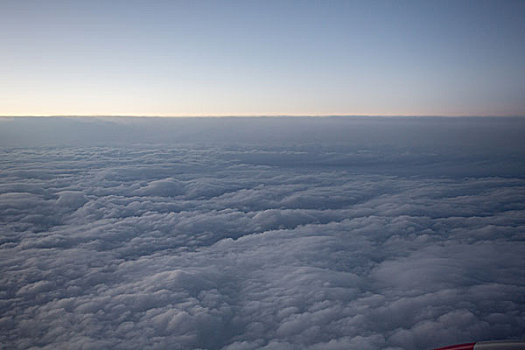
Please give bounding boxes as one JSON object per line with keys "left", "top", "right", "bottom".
{"left": 1, "top": 0, "right": 524, "bottom": 117}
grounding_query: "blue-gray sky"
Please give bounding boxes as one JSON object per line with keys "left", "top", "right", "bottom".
{"left": 1, "top": 0, "right": 524, "bottom": 116}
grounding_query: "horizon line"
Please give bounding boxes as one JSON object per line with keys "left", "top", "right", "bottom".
{"left": 1, "top": 114, "right": 525, "bottom": 119}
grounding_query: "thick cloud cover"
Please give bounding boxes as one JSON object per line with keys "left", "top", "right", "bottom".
{"left": 0, "top": 117, "right": 524, "bottom": 349}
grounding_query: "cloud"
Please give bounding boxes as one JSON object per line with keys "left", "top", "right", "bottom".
{"left": 56, "top": 191, "right": 89, "bottom": 209}
{"left": 134, "top": 178, "right": 186, "bottom": 197}
{"left": 0, "top": 117, "right": 524, "bottom": 349}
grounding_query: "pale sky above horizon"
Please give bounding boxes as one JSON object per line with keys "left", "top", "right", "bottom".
{"left": 1, "top": 0, "right": 525, "bottom": 117}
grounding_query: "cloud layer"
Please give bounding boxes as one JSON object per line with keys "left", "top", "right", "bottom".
{"left": 1, "top": 117, "right": 524, "bottom": 349}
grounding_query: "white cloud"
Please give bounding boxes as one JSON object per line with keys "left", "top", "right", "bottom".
{"left": 0, "top": 117, "right": 524, "bottom": 349}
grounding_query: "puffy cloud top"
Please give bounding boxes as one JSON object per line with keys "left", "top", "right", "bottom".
{"left": 134, "top": 178, "right": 186, "bottom": 197}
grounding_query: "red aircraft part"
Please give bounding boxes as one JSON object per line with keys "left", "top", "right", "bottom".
{"left": 434, "top": 341, "right": 525, "bottom": 350}
{"left": 434, "top": 343, "right": 475, "bottom": 350}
